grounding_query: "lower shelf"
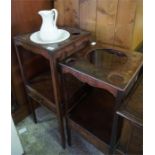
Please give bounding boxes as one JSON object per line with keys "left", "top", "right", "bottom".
{"left": 28, "top": 72, "right": 55, "bottom": 102}
{"left": 68, "top": 87, "right": 119, "bottom": 153}
{"left": 26, "top": 71, "right": 87, "bottom": 112}
{"left": 26, "top": 71, "right": 56, "bottom": 111}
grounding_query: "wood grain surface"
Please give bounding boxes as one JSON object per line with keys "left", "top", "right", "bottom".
{"left": 79, "top": 0, "right": 97, "bottom": 39}
{"left": 132, "top": 0, "right": 143, "bottom": 49}
{"left": 55, "top": 0, "right": 65, "bottom": 26}
{"left": 114, "top": 0, "right": 137, "bottom": 48}
{"left": 64, "top": 0, "right": 79, "bottom": 27}
{"left": 96, "top": 0, "right": 118, "bottom": 44}
{"left": 54, "top": 0, "right": 143, "bottom": 49}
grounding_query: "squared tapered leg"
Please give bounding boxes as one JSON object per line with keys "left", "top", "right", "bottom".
{"left": 110, "top": 91, "right": 124, "bottom": 154}
{"left": 28, "top": 97, "right": 37, "bottom": 124}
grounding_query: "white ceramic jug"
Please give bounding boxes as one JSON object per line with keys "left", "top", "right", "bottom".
{"left": 38, "top": 9, "right": 59, "bottom": 42}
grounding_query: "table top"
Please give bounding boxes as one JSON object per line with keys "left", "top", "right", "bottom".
{"left": 60, "top": 43, "right": 143, "bottom": 93}
{"left": 13, "top": 27, "right": 90, "bottom": 55}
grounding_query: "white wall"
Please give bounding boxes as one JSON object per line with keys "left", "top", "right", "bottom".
{"left": 11, "top": 118, "right": 24, "bottom": 155}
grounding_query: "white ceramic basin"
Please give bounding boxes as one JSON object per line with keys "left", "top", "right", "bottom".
{"left": 30, "top": 29, "right": 70, "bottom": 44}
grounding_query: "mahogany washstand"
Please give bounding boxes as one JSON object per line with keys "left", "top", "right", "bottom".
{"left": 13, "top": 27, "right": 91, "bottom": 148}
{"left": 59, "top": 43, "right": 143, "bottom": 154}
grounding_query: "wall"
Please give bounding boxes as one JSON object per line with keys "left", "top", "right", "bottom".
{"left": 54, "top": 0, "right": 143, "bottom": 49}
{"left": 11, "top": 117, "right": 24, "bottom": 155}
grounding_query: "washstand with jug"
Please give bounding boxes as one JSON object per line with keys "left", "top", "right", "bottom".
{"left": 13, "top": 8, "right": 91, "bottom": 148}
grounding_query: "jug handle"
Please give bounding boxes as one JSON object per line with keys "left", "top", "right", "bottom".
{"left": 52, "top": 9, "right": 58, "bottom": 27}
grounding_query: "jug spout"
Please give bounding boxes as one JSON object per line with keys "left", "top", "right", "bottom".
{"left": 38, "top": 9, "right": 58, "bottom": 42}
